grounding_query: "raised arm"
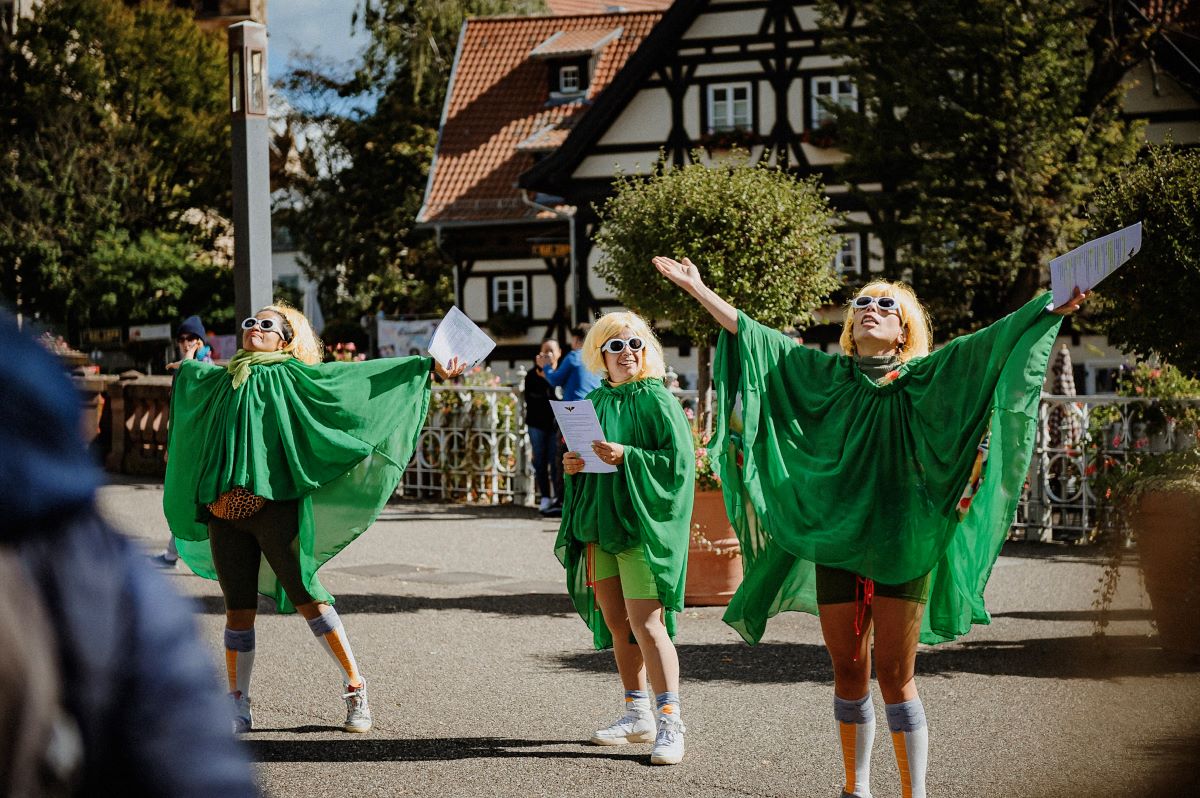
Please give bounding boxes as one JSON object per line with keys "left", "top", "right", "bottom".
{"left": 652, "top": 256, "right": 739, "bottom": 335}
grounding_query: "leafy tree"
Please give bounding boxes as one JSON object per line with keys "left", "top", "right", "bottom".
{"left": 280, "top": 0, "right": 547, "bottom": 323}
{"left": 814, "top": 0, "right": 1179, "bottom": 336}
{"left": 1089, "top": 146, "right": 1200, "bottom": 377}
{"left": 0, "top": 0, "right": 232, "bottom": 338}
{"left": 82, "top": 229, "right": 235, "bottom": 330}
{"left": 594, "top": 157, "right": 841, "bottom": 426}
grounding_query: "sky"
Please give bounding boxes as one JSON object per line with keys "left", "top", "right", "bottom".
{"left": 266, "top": 0, "right": 364, "bottom": 85}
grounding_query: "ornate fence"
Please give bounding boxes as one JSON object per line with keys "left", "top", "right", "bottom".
{"left": 399, "top": 384, "right": 531, "bottom": 504}
{"left": 1014, "top": 394, "right": 1200, "bottom": 542}
{"left": 83, "top": 371, "right": 1198, "bottom": 532}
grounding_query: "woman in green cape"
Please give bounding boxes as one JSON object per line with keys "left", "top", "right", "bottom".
{"left": 163, "top": 302, "right": 462, "bottom": 735}
{"left": 654, "top": 255, "right": 1088, "bottom": 798}
{"left": 556, "top": 311, "right": 695, "bottom": 766}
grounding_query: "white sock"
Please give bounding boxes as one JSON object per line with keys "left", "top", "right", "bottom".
{"left": 307, "top": 607, "right": 363, "bottom": 687}
{"left": 886, "top": 698, "right": 928, "bottom": 798}
{"left": 223, "top": 627, "right": 255, "bottom": 697}
{"left": 834, "top": 693, "right": 875, "bottom": 797}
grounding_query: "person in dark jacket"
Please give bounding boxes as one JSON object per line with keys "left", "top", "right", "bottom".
{"left": 524, "top": 339, "right": 562, "bottom": 513}
{"left": 0, "top": 309, "right": 258, "bottom": 797}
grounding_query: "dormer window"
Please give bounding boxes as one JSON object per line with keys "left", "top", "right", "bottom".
{"left": 530, "top": 27, "right": 622, "bottom": 103}
{"left": 559, "top": 64, "right": 581, "bottom": 94}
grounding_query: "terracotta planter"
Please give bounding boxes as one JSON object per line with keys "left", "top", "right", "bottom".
{"left": 1132, "top": 489, "right": 1200, "bottom": 655}
{"left": 685, "top": 489, "right": 742, "bottom": 606}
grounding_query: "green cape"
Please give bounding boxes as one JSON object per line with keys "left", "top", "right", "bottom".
{"left": 711, "top": 293, "right": 1062, "bottom": 645}
{"left": 163, "top": 353, "right": 432, "bottom": 612}
{"left": 556, "top": 378, "right": 696, "bottom": 649}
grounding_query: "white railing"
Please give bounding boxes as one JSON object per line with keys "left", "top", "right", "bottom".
{"left": 1014, "top": 394, "right": 1200, "bottom": 542}
{"left": 399, "top": 384, "right": 531, "bottom": 505}
{"left": 403, "top": 381, "right": 1199, "bottom": 542}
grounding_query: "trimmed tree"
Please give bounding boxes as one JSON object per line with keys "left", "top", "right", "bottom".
{"left": 1089, "top": 146, "right": 1200, "bottom": 377}
{"left": 593, "top": 157, "right": 841, "bottom": 427}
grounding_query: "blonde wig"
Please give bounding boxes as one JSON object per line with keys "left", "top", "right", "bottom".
{"left": 581, "top": 311, "right": 666, "bottom": 382}
{"left": 838, "top": 280, "right": 932, "bottom": 363}
{"left": 262, "top": 300, "right": 324, "bottom": 365}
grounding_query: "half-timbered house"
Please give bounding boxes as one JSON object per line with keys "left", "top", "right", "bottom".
{"left": 423, "top": 0, "right": 1199, "bottom": 386}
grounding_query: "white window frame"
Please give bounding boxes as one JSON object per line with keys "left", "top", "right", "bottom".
{"left": 833, "top": 233, "right": 862, "bottom": 275}
{"left": 492, "top": 276, "right": 529, "bottom": 316}
{"left": 811, "top": 75, "right": 857, "bottom": 128}
{"left": 559, "top": 64, "right": 581, "bottom": 94}
{"left": 706, "top": 82, "right": 753, "bottom": 132}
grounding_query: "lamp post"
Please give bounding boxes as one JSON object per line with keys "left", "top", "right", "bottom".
{"left": 228, "top": 21, "right": 273, "bottom": 321}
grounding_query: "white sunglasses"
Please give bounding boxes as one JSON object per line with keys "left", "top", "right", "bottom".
{"left": 241, "top": 316, "right": 292, "bottom": 341}
{"left": 851, "top": 295, "right": 900, "bottom": 312}
{"left": 600, "top": 337, "right": 645, "bottom": 354}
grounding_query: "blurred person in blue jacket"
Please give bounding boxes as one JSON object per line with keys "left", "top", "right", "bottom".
{"left": 0, "top": 309, "right": 258, "bottom": 797}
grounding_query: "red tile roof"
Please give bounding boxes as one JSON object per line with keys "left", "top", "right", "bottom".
{"left": 547, "top": 0, "right": 674, "bottom": 14}
{"left": 418, "top": 11, "right": 662, "bottom": 225}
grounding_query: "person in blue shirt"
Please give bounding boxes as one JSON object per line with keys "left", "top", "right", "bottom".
{"left": 537, "top": 323, "right": 600, "bottom": 401}
{"left": 535, "top": 324, "right": 600, "bottom": 517}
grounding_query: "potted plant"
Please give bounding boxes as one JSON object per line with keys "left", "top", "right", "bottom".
{"left": 1087, "top": 145, "right": 1200, "bottom": 653}
{"left": 684, "top": 422, "right": 742, "bottom": 606}
{"left": 1096, "top": 448, "right": 1200, "bottom": 655}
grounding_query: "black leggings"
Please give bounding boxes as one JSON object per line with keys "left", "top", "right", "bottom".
{"left": 208, "top": 499, "right": 314, "bottom": 611}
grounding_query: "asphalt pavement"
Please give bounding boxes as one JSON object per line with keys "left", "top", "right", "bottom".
{"left": 98, "top": 477, "right": 1200, "bottom": 798}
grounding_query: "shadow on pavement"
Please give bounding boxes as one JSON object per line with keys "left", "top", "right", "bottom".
{"left": 245, "top": 737, "right": 647, "bottom": 764}
{"left": 998, "top": 541, "right": 1111, "bottom": 563}
{"left": 190, "top": 592, "right": 574, "bottom": 617}
{"left": 553, "top": 636, "right": 1200, "bottom": 684}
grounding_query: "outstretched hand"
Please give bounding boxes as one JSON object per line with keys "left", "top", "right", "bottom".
{"left": 652, "top": 256, "right": 705, "bottom": 295}
{"left": 1050, "top": 286, "right": 1090, "bottom": 316}
{"left": 435, "top": 356, "right": 467, "bottom": 380}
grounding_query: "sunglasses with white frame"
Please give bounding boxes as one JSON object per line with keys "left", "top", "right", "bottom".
{"left": 851, "top": 295, "right": 900, "bottom": 312}
{"left": 241, "top": 316, "right": 292, "bottom": 341}
{"left": 600, "top": 337, "right": 645, "bottom": 355}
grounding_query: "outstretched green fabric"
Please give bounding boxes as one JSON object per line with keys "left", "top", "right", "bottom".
{"left": 163, "top": 353, "right": 433, "bottom": 612}
{"left": 711, "top": 293, "right": 1062, "bottom": 645}
{"left": 556, "top": 378, "right": 696, "bottom": 649}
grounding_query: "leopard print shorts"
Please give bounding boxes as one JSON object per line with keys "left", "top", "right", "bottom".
{"left": 207, "top": 486, "right": 266, "bottom": 521}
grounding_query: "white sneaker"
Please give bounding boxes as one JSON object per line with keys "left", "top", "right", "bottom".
{"left": 230, "top": 692, "right": 252, "bottom": 734}
{"left": 650, "top": 713, "right": 686, "bottom": 765}
{"left": 589, "top": 702, "right": 655, "bottom": 745}
{"left": 342, "top": 685, "right": 372, "bottom": 733}
{"left": 539, "top": 497, "right": 552, "bottom": 512}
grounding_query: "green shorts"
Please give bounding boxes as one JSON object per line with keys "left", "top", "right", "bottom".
{"left": 590, "top": 543, "right": 659, "bottom": 600}
{"left": 815, "top": 565, "right": 931, "bottom": 605}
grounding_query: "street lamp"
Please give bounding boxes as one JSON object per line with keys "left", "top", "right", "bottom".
{"left": 228, "top": 21, "right": 272, "bottom": 321}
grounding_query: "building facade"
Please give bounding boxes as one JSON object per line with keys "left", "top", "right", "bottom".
{"left": 422, "top": 0, "right": 1200, "bottom": 387}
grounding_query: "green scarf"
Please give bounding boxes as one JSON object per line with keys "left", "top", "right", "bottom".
{"left": 226, "top": 349, "right": 292, "bottom": 389}
{"left": 557, "top": 378, "right": 696, "bottom": 649}
{"left": 164, "top": 354, "right": 433, "bottom": 612}
{"left": 711, "top": 293, "right": 1061, "bottom": 645}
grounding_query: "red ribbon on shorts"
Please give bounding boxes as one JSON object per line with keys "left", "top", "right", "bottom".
{"left": 852, "top": 575, "right": 875, "bottom": 662}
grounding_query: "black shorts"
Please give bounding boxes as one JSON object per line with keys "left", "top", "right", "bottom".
{"left": 815, "top": 565, "right": 931, "bottom": 605}
{"left": 208, "top": 499, "right": 313, "bottom": 611}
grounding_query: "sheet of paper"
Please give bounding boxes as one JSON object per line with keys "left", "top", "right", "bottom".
{"left": 427, "top": 306, "right": 496, "bottom": 368}
{"left": 550, "top": 400, "right": 617, "bottom": 474}
{"left": 1050, "top": 221, "right": 1142, "bottom": 307}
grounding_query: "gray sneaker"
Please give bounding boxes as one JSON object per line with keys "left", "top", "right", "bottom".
{"left": 589, "top": 702, "right": 655, "bottom": 745}
{"left": 650, "top": 713, "right": 686, "bottom": 765}
{"left": 342, "top": 685, "right": 372, "bottom": 733}
{"left": 230, "top": 692, "right": 252, "bottom": 734}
